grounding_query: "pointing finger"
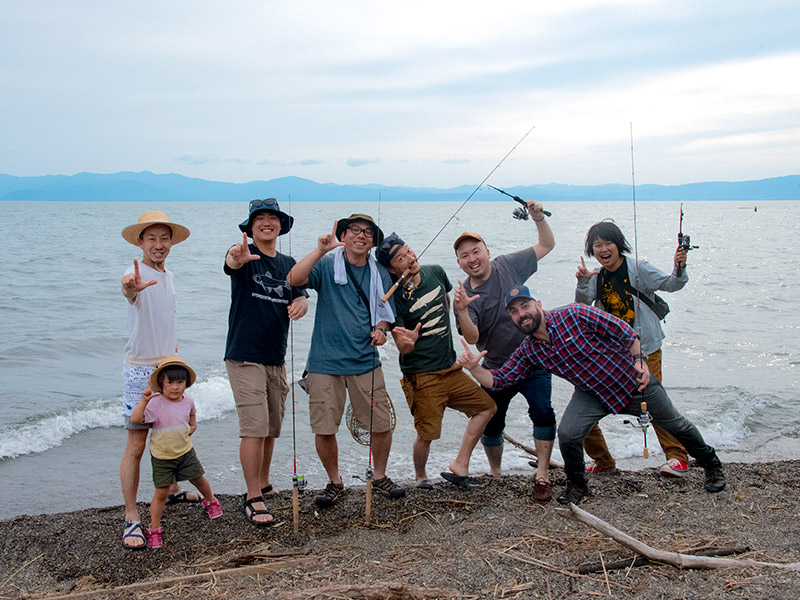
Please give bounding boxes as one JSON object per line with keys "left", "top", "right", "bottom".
{"left": 332, "top": 220, "right": 338, "bottom": 238}
{"left": 580, "top": 256, "right": 586, "bottom": 269}
{"left": 242, "top": 232, "right": 248, "bottom": 247}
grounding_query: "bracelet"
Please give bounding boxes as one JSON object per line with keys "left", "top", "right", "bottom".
{"left": 533, "top": 216, "right": 545, "bottom": 222}
{"left": 376, "top": 326, "right": 388, "bottom": 334}
{"left": 632, "top": 353, "right": 648, "bottom": 361}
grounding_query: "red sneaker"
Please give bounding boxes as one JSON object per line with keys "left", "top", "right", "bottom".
{"left": 659, "top": 458, "right": 688, "bottom": 478}
{"left": 204, "top": 499, "right": 223, "bottom": 519}
{"left": 147, "top": 527, "right": 163, "bottom": 549}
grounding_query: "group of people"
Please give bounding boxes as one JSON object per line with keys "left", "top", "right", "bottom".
{"left": 118, "top": 197, "right": 726, "bottom": 550}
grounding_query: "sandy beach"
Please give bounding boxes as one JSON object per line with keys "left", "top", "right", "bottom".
{"left": 2, "top": 459, "right": 800, "bottom": 599}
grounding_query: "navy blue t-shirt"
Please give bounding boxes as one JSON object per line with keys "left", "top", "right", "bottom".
{"left": 224, "top": 246, "right": 306, "bottom": 365}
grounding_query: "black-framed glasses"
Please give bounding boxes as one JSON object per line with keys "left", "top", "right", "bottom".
{"left": 250, "top": 198, "right": 278, "bottom": 210}
{"left": 348, "top": 225, "right": 374, "bottom": 237}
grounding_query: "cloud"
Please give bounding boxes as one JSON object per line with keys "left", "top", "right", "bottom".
{"left": 346, "top": 158, "right": 380, "bottom": 168}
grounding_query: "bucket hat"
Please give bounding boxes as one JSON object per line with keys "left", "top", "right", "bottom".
{"left": 121, "top": 211, "right": 190, "bottom": 246}
{"left": 336, "top": 213, "right": 384, "bottom": 246}
{"left": 149, "top": 356, "right": 197, "bottom": 391}
{"left": 238, "top": 198, "right": 293, "bottom": 236}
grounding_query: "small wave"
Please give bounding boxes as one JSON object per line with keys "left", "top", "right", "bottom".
{"left": 0, "top": 376, "right": 236, "bottom": 460}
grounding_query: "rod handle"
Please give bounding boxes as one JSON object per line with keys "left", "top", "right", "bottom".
{"left": 292, "top": 486, "right": 299, "bottom": 536}
{"left": 365, "top": 479, "right": 372, "bottom": 525}
{"left": 381, "top": 268, "right": 411, "bottom": 303}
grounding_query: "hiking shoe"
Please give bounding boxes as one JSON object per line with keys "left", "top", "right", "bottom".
{"left": 702, "top": 456, "right": 726, "bottom": 493}
{"left": 586, "top": 462, "right": 618, "bottom": 474}
{"left": 531, "top": 478, "right": 552, "bottom": 503}
{"left": 314, "top": 481, "right": 345, "bottom": 507}
{"left": 373, "top": 476, "right": 406, "bottom": 498}
{"left": 556, "top": 481, "right": 589, "bottom": 505}
{"left": 659, "top": 458, "right": 689, "bottom": 478}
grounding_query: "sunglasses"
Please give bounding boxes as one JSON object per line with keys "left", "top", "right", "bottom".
{"left": 347, "top": 225, "right": 374, "bottom": 237}
{"left": 250, "top": 198, "right": 279, "bottom": 210}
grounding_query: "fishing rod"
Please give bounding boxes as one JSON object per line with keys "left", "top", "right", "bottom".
{"left": 629, "top": 124, "right": 651, "bottom": 459}
{"left": 676, "top": 202, "right": 698, "bottom": 278}
{"left": 486, "top": 184, "right": 552, "bottom": 220}
{"left": 382, "top": 125, "right": 537, "bottom": 302}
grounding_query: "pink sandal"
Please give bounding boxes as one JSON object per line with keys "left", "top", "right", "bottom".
{"left": 147, "top": 526, "right": 163, "bottom": 548}
{"left": 203, "top": 498, "right": 223, "bottom": 519}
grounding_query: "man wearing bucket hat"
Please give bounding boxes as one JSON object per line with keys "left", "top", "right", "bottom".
{"left": 376, "top": 233, "right": 496, "bottom": 490}
{"left": 456, "top": 285, "right": 726, "bottom": 506}
{"left": 224, "top": 198, "right": 308, "bottom": 526}
{"left": 119, "top": 211, "right": 191, "bottom": 549}
{"left": 452, "top": 199, "right": 557, "bottom": 501}
{"left": 288, "top": 214, "right": 405, "bottom": 506}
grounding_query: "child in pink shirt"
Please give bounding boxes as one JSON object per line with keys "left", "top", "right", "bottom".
{"left": 131, "top": 356, "right": 222, "bottom": 548}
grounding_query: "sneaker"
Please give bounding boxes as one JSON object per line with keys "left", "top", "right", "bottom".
{"left": 659, "top": 458, "right": 689, "bottom": 478}
{"left": 556, "top": 481, "right": 589, "bottom": 505}
{"left": 314, "top": 481, "right": 345, "bottom": 507}
{"left": 203, "top": 498, "right": 223, "bottom": 519}
{"left": 531, "top": 478, "right": 552, "bottom": 503}
{"left": 373, "top": 476, "right": 406, "bottom": 498}
{"left": 147, "top": 526, "right": 163, "bottom": 549}
{"left": 702, "top": 456, "right": 726, "bottom": 493}
{"left": 585, "top": 462, "right": 618, "bottom": 474}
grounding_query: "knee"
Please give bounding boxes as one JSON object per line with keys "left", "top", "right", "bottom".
{"left": 481, "top": 433, "right": 504, "bottom": 447}
{"left": 557, "top": 419, "right": 582, "bottom": 444}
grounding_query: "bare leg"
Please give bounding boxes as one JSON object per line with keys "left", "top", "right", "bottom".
{"left": 260, "top": 437, "right": 277, "bottom": 491}
{"left": 413, "top": 437, "right": 432, "bottom": 481}
{"left": 149, "top": 486, "right": 170, "bottom": 530}
{"left": 534, "top": 438, "right": 555, "bottom": 483}
{"left": 449, "top": 408, "right": 495, "bottom": 477}
{"left": 240, "top": 436, "right": 272, "bottom": 524}
{"left": 121, "top": 429, "right": 148, "bottom": 523}
{"left": 370, "top": 430, "right": 393, "bottom": 480}
{"left": 483, "top": 444, "right": 503, "bottom": 478}
{"left": 315, "top": 433, "right": 342, "bottom": 484}
{"left": 189, "top": 475, "right": 215, "bottom": 503}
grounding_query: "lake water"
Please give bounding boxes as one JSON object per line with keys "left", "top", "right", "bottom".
{"left": 1, "top": 199, "right": 798, "bottom": 519}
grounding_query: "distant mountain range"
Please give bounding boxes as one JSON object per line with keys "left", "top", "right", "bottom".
{"left": 1, "top": 172, "right": 799, "bottom": 202}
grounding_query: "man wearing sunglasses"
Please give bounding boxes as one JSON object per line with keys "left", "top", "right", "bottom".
{"left": 288, "top": 214, "right": 405, "bottom": 507}
{"left": 224, "top": 198, "right": 308, "bottom": 526}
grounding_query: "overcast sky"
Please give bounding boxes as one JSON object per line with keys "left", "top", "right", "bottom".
{"left": 2, "top": 1, "right": 798, "bottom": 187}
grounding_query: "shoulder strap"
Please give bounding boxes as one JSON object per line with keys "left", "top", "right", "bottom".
{"left": 597, "top": 260, "right": 658, "bottom": 313}
{"left": 343, "top": 258, "right": 372, "bottom": 322}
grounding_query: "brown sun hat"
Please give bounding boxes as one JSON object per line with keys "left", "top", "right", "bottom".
{"left": 335, "top": 213, "right": 384, "bottom": 246}
{"left": 453, "top": 232, "right": 486, "bottom": 253}
{"left": 121, "top": 211, "right": 191, "bottom": 246}
{"left": 149, "top": 356, "right": 197, "bottom": 391}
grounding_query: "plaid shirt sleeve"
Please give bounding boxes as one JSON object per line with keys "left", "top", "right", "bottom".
{"left": 490, "top": 338, "right": 537, "bottom": 390}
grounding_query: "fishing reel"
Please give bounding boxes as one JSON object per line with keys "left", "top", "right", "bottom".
{"left": 512, "top": 206, "right": 530, "bottom": 221}
{"left": 623, "top": 411, "right": 651, "bottom": 430}
{"left": 678, "top": 232, "right": 699, "bottom": 253}
{"left": 293, "top": 474, "right": 307, "bottom": 491}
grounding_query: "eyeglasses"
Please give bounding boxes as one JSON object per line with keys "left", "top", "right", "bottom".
{"left": 250, "top": 198, "right": 278, "bottom": 210}
{"left": 347, "top": 225, "right": 374, "bottom": 237}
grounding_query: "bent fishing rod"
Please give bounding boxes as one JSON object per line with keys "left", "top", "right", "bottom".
{"left": 382, "top": 124, "right": 538, "bottom": 302}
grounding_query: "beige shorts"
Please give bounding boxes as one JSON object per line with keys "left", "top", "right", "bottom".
{"left": 307, "top": 368, "right": 392, "bottom": 435}
{"left": 225, "top": 360, "right": 288, "bottom": 438}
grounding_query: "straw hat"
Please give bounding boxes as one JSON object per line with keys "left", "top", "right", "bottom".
{"left": 121, "top": 211, "right": 191, "bottom": 246}
{"left": 149, "top": 356, "right": 197, "bottom": 391}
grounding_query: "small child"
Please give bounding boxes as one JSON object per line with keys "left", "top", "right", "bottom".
{"left": 131, "top": 356, "right": 222, "bottom": 548}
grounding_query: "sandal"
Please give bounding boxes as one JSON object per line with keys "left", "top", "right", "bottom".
{"left": 261, "top": 484, "right": 279, "bottom": 497}
{"left": 147, "top": 526, "right": 163, "bottom": 549}
{"left": 166, "top": 490, "right": 203, "bottom": 504}
{"left": 240, "top": 496, "right": 274, "bottom": 527}
{"left": 122, "top": 520, "right": 147, "bottom": 550}
{"left": 203, "top": 498, "right": 223, "bottom": 519}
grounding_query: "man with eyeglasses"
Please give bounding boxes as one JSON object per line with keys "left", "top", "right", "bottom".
{"left": 288, "top": 214, "right": 405, "bottom": 507}
{"left": 224, "top": 198, "right": 308, "bottom": 526}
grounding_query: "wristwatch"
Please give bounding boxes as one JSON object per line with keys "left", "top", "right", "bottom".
{"left": 376, "top": 326, "right": 389, "bottom": 335}
{"left": 632, "top": 353, "right": 648, "bottom": 361}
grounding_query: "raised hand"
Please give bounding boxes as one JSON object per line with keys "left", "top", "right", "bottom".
{"left": 456, "top": 338, "right": 487, "bottom": 371}
{"left": 228, "top": 232, "right": 261, "bottom": 265}
{"left": 142, "top": 386, "right": 155, "bottom": 402}
{"left": 121, "top": 259, "right": 158, "bottom": 299}
{"left": 317, "top": 220, "right": 346, "bottom": 253}
{"left": 674, "top": 247, "right": 688, "bottom": 270}
{"left": 576, "top": 256, "right": 599, "bottom": 282}
{"left": 453, "top": 280, "right": 479, "bottom": 312}
{"left": 526, "top": 199, "right": 545, "bottom": 221}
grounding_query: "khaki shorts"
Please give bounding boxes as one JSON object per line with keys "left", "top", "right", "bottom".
{"left": 307, "top": 368, "right": 392, "bottom": 435}
{"left": 400, "top": 364, "right": 494, "bottom": 441}
{"left": 225, "top": 360, "right": 288, "bottom": 438}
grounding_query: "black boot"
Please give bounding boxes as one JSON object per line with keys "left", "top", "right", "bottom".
{"left": 556, "top": 480, "right": 589, "bottom": 505}
{"left": 702, "top": 456, "right": 726, "bottom": 493}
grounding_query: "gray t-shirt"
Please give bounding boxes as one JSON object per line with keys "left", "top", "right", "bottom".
{"left": 456, "top": 247, "right": 538, "bottom": 369}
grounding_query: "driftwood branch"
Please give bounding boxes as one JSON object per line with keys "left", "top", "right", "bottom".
{"left": 276, "top": 582, "right": 458, "bottom": 600}
{"left": 556, "top": 504, "right": 800, "bottom": 571}
{"left": 38, "top": 556, "right": 313, "bottom": 600}
{"left": 503, "top": 433, "right": 563, "bottom": 468}
{"left": 577, "top": 546, "right": 751, "bottom": 574}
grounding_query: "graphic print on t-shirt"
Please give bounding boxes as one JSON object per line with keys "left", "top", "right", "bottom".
{"left": 252, "top": 271, "right": 290, "bottom": 304}
{"left": 408, "top": 287, "right": 449, "bottom": 339}
{"left": 600, "top": 269, "right": 635, "bottom": 325}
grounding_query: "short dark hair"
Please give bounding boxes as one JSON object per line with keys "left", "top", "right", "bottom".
{"left": 585, "top": 220, "right": 631, "bottom": 257}
{"left": 158, "top": 366, "right": 190, "bottom": 388}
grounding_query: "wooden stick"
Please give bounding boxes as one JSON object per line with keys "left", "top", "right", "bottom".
{"left": 556, "top": 504, "right": 800, "bottom": 571}
{"left": 292, "top": 485, "right": 300, "bottom": 536}
{"left": 503, "top": 433, "right": 563, "bottom": 468}
{"left": 365, "top": 478, "right": 373, "bottom": 525}
{"left": 381, "top": 268, "right": 411, "bottom": 303}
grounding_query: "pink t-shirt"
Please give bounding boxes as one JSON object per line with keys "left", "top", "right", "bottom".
{"left": 144, "top": 393, "right": 195, "bottom": 460}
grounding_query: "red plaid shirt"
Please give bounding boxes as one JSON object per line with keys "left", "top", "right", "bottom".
{"left": 491, "top": 304, "right": 639, "bottom": 414}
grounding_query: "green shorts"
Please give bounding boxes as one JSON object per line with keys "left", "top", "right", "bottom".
{"left": 150, "top": 447, "right": 205, "bottom": 489}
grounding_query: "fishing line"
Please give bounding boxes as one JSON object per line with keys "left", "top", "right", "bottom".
{"left": 629, "top": 123, "right": 651, "bottom": 459}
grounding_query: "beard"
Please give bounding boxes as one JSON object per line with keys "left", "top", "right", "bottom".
{"left": 514, "top": 311, "right": 541, "bottom": 335}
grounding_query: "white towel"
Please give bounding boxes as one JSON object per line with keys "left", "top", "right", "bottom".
{"left": 333, "top": 247, "right": 395, "bottom": 326}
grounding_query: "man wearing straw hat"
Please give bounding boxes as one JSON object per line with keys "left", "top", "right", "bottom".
{"left": 119, "top": 210, "right": 190, "bottom": 549}
{"left": 224, "top": 199, "right": 308, "bottom": 526}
